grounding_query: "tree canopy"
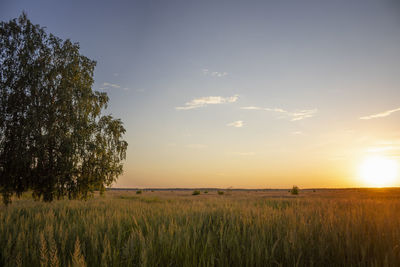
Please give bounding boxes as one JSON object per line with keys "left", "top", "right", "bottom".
{"left": 0, "top": 13, "right": 128, "bottom": 204}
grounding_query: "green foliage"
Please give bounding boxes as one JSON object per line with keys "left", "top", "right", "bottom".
{"left": 192, "top": 190, "right": 200, "bottom": 195}
{"left": 204, "top": 191, "right": 208, "bottom": 194}
{"left": 136, "top": 190, "right": 142, "bottom": 194}
{"left": 290, "top": 186, "right": 299, "bottom": 195}
{"left": 218, "top": 191, "right": 224, "bottom": 195}
{"left": 0, "top": 13, "right": 128, "bottom": 204}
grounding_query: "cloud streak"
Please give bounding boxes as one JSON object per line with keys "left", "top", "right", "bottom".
{"left": 100, "top": 82, "right": 121, "bottom": 89}
{"left": 360, "top": 107, "right": 400, "bottom": 120}
{"left": 292, "top": 131, "right": 304, "bottom": 135}
{"left": 240, "top": 106, "right": 317, "bottom": 121}
{"left": 227, "top": 120, "right": 244, "bottom": 128}
{"left": 176, "top": 95, "right": 239, "bottom": 110}
{"left": 202, "top": 69, "right": 228, "bottom": 77}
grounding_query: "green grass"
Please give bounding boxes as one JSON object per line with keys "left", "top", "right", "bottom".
{"left": 2, "top": 190, "right": 400, "bottom": 266}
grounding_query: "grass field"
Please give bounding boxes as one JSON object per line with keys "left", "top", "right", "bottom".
{"left": 2, "top": 188, "right": 400, "bottom": 266}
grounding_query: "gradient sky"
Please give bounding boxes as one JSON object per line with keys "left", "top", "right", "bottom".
{"left": 1, "top": 0, "right": 400, "bottom": 188}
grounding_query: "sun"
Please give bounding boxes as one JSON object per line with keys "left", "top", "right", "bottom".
{"left": 358, "top": 155, "right": 399, "bottom": 187}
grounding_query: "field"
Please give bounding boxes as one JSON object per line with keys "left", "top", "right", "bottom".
{"left": 2, "top": 188, "right": 400, "bottom": 266}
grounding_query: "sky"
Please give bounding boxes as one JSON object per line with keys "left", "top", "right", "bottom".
{"left": 1, "top": 0, "right": 400, "bottom": 188}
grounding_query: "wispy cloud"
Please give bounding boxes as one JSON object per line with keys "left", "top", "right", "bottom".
{"left": 360, "top": 107, "right": 400, "bottom": 120}
{"left": 292, "top": 131, "right": 304, "bottom": 135}
{"left": 202, "top": 69, "right": 228, "bottom": 77}
{"left": 365, "top": 139, "right": 400, "bottom": 155}
{"left": 227, "top": 120, "right": 244, "bottom": 128}
{"left": 365, "top": 146, "right": 400, "bottom": 153}
{"left": 100, "top": 82, "right": 121, "bottom": 90}
{"left": 176, "top": 95, "right": 239, "bottom": 110}
{"left": 100, "top": 82, "right": 134, "bottom": 91}
{"left": 241, "top": 106, "right": 317, "bottom": 121}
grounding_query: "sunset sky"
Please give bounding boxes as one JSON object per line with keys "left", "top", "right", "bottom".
{"left": 1, "top": 0, "right": 400, "bottom": 188}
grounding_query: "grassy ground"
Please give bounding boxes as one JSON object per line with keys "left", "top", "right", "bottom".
{"left": 1, "top": 188, "right": 400, "bottom": 266}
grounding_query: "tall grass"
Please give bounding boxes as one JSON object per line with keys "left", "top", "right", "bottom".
{"left": 1, "top": 191, "right": 400, "bottom": 266}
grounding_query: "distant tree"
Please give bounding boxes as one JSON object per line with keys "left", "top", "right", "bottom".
{"left": 290, "top": 186, "right": 299, "bottom": 195}
{"left": 0, "top": 13, "right": 128, "bottom": 204}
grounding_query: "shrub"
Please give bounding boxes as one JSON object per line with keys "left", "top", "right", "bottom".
{"left": 136, "top": 190, "right": 142, "bottom": 194}
{"left": 192, "top": 190, "right": 200, "bottom": 195}
{"left": 218, "top": 191, "right": 224, "bottom": 195}
{"left": 204, "top": 191, "right": 208, "bottom": 194}
{"left": 290, "top": 186, "right": 299, "bottom": 195}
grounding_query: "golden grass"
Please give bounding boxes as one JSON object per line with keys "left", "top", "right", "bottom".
{"left": 1, "top": 188, "right": 400, "bottom": 266}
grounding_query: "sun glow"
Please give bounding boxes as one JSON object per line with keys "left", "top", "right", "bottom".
{"left": 358, "top": 155, "right": 399, "bottom": 187}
